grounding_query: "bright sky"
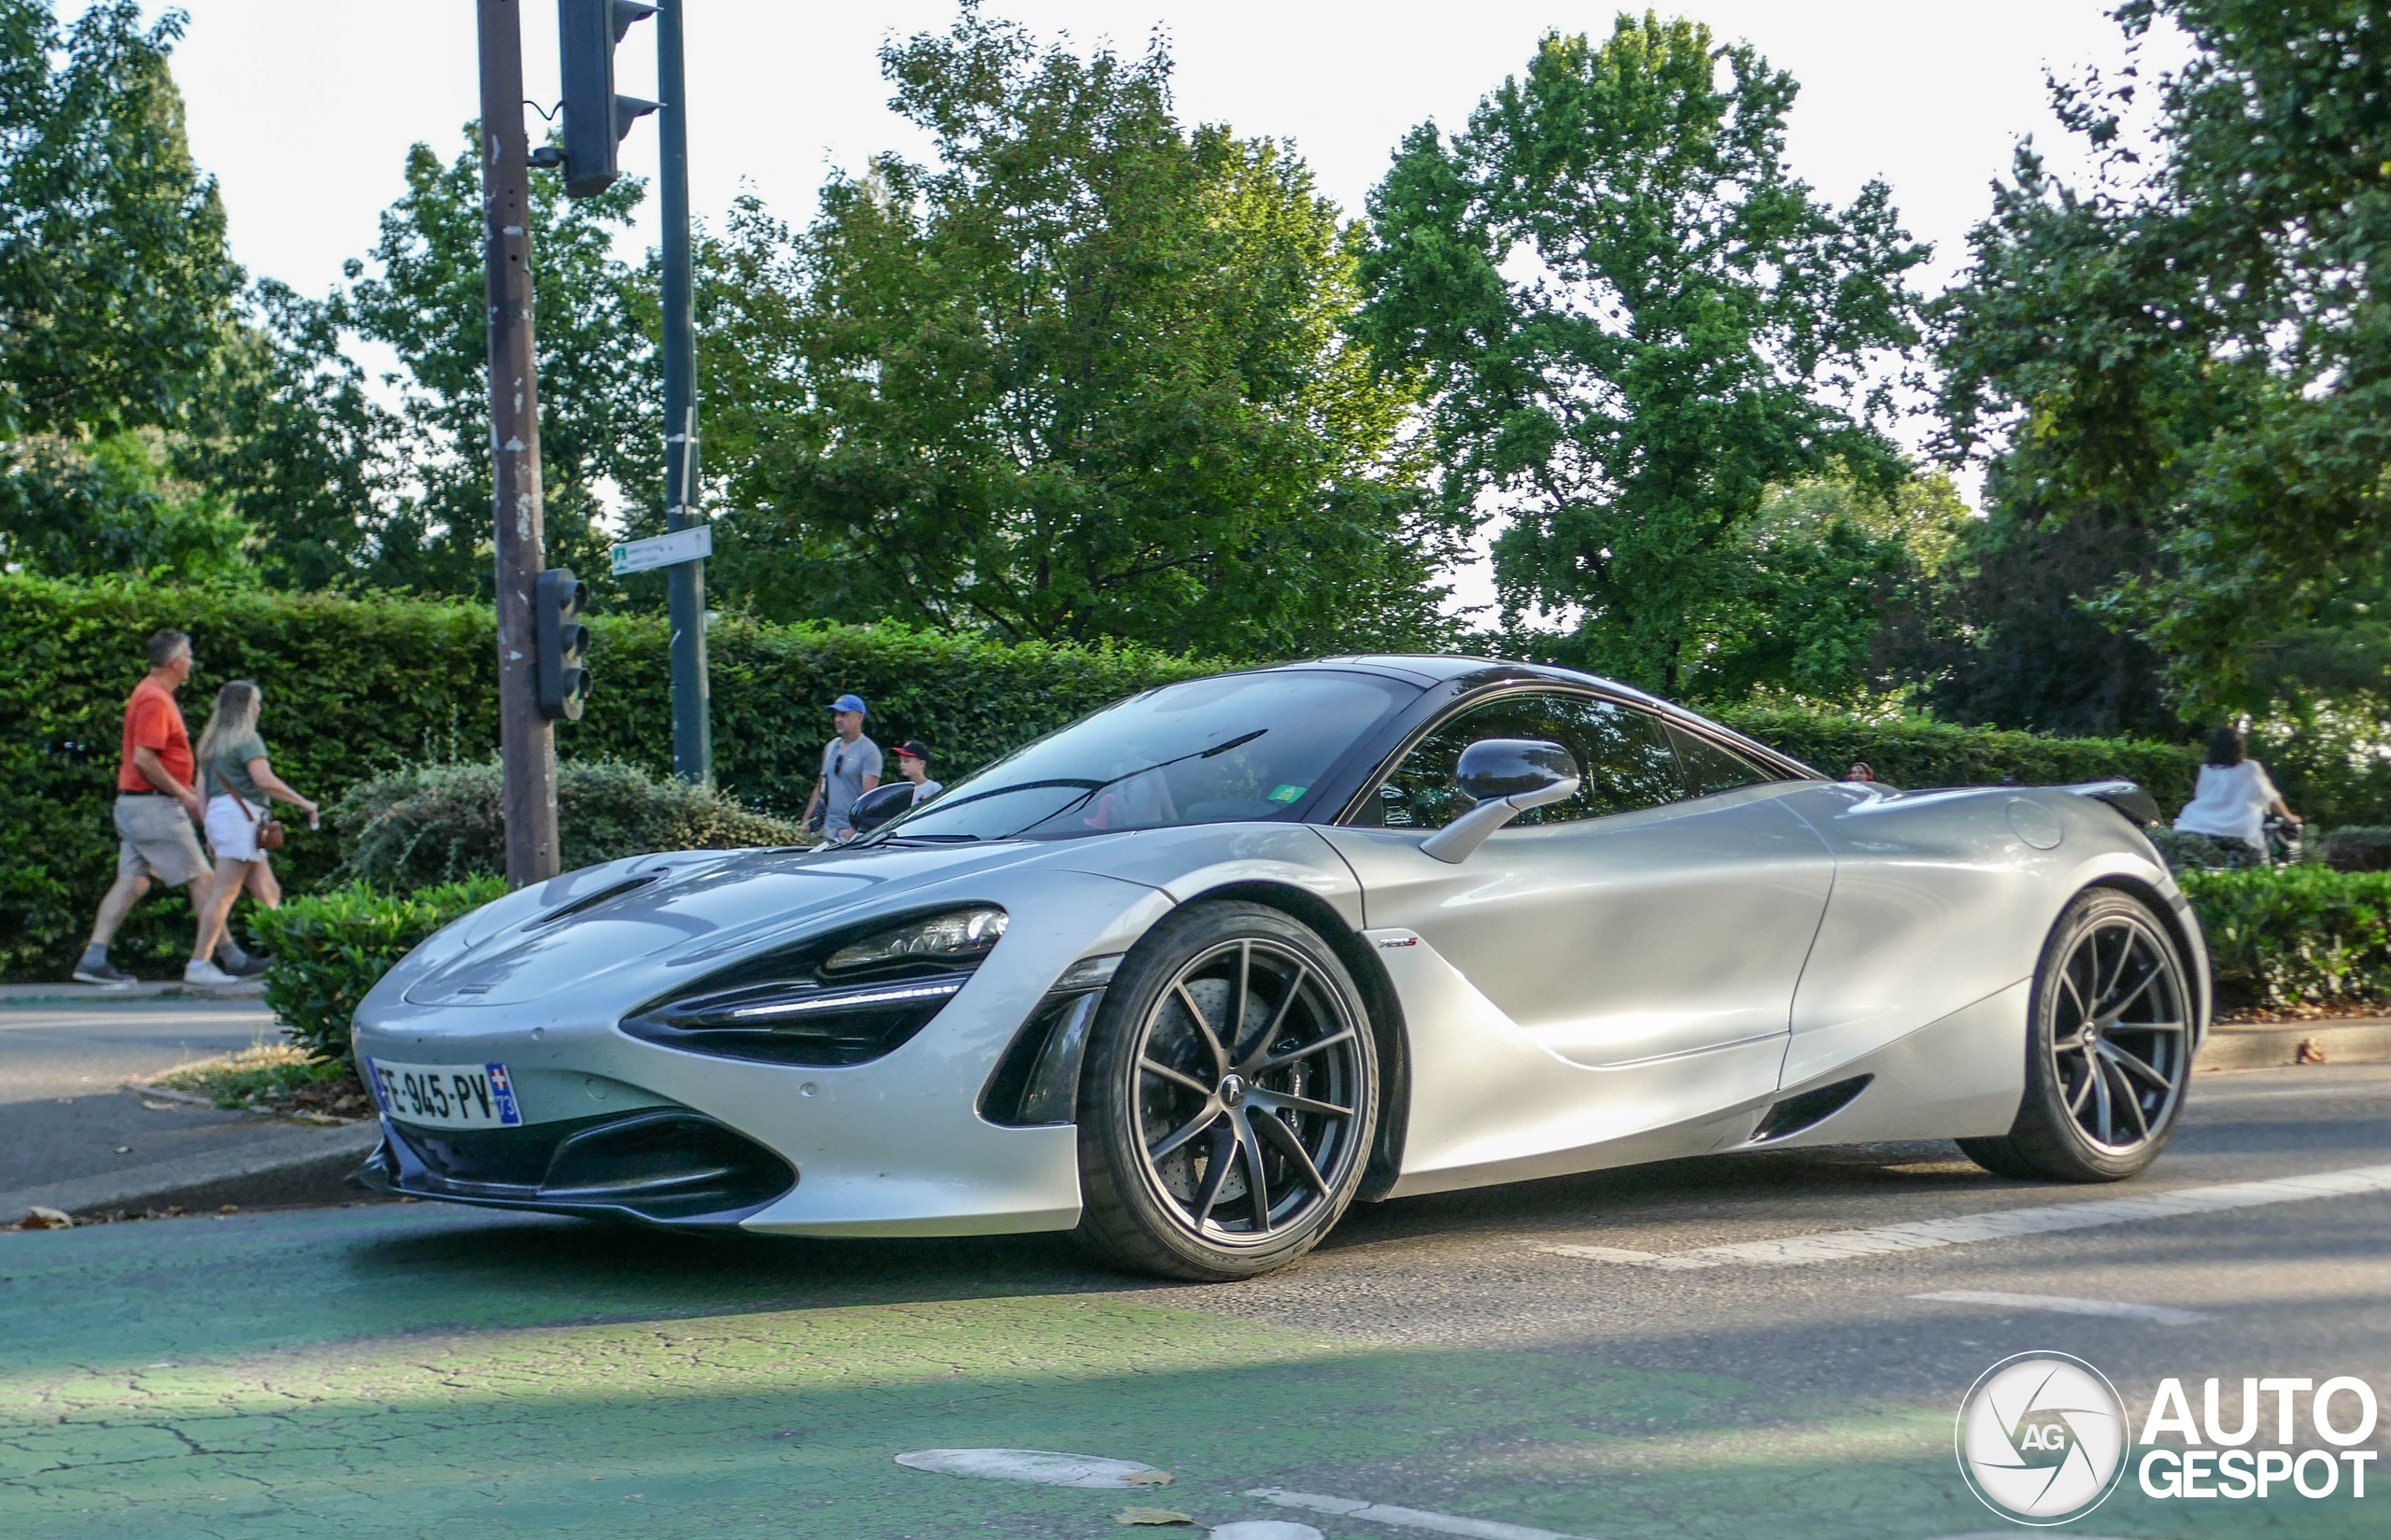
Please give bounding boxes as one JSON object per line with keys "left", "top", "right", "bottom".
{"left": 86, "top": 2, "right": 2173, "bottom": 608}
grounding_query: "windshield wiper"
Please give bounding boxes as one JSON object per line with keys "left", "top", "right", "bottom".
{"left": 1017, "top": 729, "right": 1271, "bottom": 833}
{"left": 1199, "top": 728, "right": 1267, "bottom": 758}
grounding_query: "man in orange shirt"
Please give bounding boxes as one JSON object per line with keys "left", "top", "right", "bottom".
{"left": 72, "top": 629, "right": 257, "bottom": 986}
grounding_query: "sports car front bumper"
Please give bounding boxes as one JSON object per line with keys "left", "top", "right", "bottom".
{"left": 350, "top": 866, "right": 1176, "bottom": 1236}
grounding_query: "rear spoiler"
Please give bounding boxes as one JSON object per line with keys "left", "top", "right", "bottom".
{"left": 2062, "top": 780, "right": 2163, "bottom": 827}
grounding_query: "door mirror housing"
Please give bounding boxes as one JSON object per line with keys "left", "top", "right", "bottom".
{"left": 849, "top": 782, "right": 916, "bottom": 834}
{"left": 1420, "top": 738, "right": 1583, "bottom": 864}
{"left": 1455, "top": 738, "right": 1580, "bottom": 802}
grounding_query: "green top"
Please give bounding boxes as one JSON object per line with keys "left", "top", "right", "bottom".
{"left": 202, "top": 731, "right": 268, "bottom": 805}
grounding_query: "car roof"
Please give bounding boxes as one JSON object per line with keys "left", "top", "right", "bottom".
{"left": 1275, "top": 654, "right": 1662, "bottom": 704}
{"left": 1264, "top": 656, "right": 1819, "bottom": 780}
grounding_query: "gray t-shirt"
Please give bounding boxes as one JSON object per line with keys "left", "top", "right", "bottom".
{"left": 202, "top": 731, "right": 268, "bottom": 804}
{"left": 819, "top": 734, "right": 883, "bottom": 833}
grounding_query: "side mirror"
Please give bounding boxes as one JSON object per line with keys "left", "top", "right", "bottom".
{"left": 849, "top": 782, "right": 915, "bottom": 834}
{"left": 1455, "top": 738, "right": 1579, "bottom": 802}
{"left": 1420, "top": 738, "right": 1583, "bottom": 865}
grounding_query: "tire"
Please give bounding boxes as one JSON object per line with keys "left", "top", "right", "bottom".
{"left": 1959, "top": 887, "right": 2195, "bottom": 1183}
{"left": 1073, "top": 900, "right": 1379, "bottom": 1280}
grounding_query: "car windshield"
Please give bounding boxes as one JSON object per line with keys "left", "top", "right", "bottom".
{"left": 877, "top": 670, "right": 1416, "bottom": 841}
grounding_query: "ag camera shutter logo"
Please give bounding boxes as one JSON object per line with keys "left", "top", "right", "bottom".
{"left": 1956, "top": 1351, "right": 2130, "bottom": 1525}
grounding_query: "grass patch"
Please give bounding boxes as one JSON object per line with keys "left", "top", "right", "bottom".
{"left": 145, "top": 1043, "right": 367, "bottom": 1118}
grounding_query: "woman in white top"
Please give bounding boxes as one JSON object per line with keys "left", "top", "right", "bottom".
{"left": 2173, "top": 727, "right": 2299, "bottom": 861}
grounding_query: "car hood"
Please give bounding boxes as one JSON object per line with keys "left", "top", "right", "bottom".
{"left": 398, "top": 839, "right": 1067, "bottom": 1007}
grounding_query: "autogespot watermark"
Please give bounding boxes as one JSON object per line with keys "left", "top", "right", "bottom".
{"left": 1956, "top": 1352, "right": 2382, "bottom": 1526}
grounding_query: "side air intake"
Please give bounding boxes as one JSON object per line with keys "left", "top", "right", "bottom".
{"left": 1750, "top": 1075, "right": 1873, "bottom": 1143}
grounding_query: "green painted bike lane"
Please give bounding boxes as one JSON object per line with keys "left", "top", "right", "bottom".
{"left": 0, "top": 1206, "right": 2361, "bottom": 1538}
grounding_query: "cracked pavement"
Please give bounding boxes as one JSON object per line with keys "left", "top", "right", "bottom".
{"left": 2, "top": 1063, "right": 2385, "bottom": 1538}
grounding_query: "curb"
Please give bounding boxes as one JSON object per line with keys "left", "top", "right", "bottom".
{"left": 2198, "top": 1018, "right": 2391, "bottom": 1072}
{"left": 0, "top": 1122, "right": 384, "bottom": 1222}
{"left": 0, "top": 981, "right": 266, "bottom": 1004}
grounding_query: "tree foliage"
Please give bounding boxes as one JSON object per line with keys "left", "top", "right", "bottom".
{"left": 0, "top": 0, "right": 243, "bottom": 580}
{"left": 0, "top": 0, "right": 237, "bottom": 439}
{"left": 699, "top": 6, "right": 1459, "bottom": 657}
{"left": 1356, "top": 12, "right": 1929, "bottom": 694}
{"left": 174, "top": 133, "right": 660, "bottom": 600}
{"left": 1936, "top": 0, "right": 2391, "bottom": 716}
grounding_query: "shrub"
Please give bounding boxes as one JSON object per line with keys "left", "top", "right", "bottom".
{"left": 2314, "top": 827, "right": 2391, "bottom": 873}
{"left": 247, "top": 877, "right": 508, "bottom": 1061}
{"left": 2177, "top": 867, "right": 2391, "bottom": 1010}
{"left": 2143, "top": 827, "right": 2243, "bottom": 872}
{"left": 333, "top": 757, "right": 809, "bottom": 889}
{"left": 1710, "top": 705, "right": 2204, "bottom": 809}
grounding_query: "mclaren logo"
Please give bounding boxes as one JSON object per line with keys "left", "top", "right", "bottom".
{"left": 1956, "top": 1352, "right": 2131, "bottom": 1525}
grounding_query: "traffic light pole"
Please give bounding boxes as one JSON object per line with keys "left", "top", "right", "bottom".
{"left": 658, "top": 0, "right": 713, "bottom": 786}
{"left": 478, "top": 0, "right": 562, "bottom": 884}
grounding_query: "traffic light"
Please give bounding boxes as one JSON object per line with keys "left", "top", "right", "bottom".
{"left": 534, "top": 568, "right": 593, "bottom": 721}
{"left": 557, "top": 0, "right": 658, "bottom": 199}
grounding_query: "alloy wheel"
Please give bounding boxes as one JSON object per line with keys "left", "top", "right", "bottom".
{"left": 2048, "top": 912, "right": 2188, "bottom": 1154}
{"left": 1129, "top": 937, "right": 1367, "bottom": 1248}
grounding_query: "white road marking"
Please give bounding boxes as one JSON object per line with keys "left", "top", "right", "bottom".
{"left": 1908, "top": 1290, "right": 2213, "bottom": 1325}
{"left": 1531, "top": 1161, "right": 2391, "bottom": 1270}
{"left": 893, "top": 1448, "right": 1162, "bottom": 1488}
{"left": 1536, "top": 1244, "right": 1663, "bottom": 1264}
{"left": 1211, "top": 1524, "right": 1326, "bottom": 1540}
{"left": 1247, "top": 1488, "right": 1597, "bottom": 1540}
{"left": 1928, "top": 1533, "right": 2133, "bottom": 1540}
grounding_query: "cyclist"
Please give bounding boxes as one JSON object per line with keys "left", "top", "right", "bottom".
{"left": 2173, "top": 727, "right": 2299, "bottom": 863}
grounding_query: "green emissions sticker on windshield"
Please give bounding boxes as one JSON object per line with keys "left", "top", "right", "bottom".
{"left": 1268, "top": 784, "right": 1308, "bottom": 803}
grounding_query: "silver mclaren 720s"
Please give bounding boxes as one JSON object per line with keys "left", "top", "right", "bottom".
{"left": 351, "top": 656, "right": 2207, "bottom": 1279}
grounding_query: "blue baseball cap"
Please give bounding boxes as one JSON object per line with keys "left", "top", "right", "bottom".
{"left": 829, "top": 693, "right": 868, "bottom": 715}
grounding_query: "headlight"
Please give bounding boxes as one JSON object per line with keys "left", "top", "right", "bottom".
{"left": 826, "top": 907, "right": 1007, "bottom": 973}
{"left": 620, "top": 906, "right": 1007, "bottom": 1067}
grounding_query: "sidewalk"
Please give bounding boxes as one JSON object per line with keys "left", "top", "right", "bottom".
{"left": 0, "top": 994, "right": 376, "bottom": 1219}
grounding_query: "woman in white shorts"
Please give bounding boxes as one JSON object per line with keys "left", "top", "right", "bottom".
{"left": 186, "top": 681, "right": 320, "bottom": 986}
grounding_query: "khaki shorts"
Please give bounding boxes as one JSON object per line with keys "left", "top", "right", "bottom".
{"left": 114, "top": 794, "right": 209, "bottom": 886}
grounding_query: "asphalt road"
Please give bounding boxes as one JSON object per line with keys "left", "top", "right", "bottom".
{"left": 2, "top": 1060, "right": 2385, "bottom": 1539}
{"left": 0, "top": 1000, "right": 277, "bottom": 1191}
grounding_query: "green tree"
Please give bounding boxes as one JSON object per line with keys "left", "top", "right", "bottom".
{"left": 0, "top": 428, "right": 249, "bottom": 582}
{"left": 698, "top": 6, "right": 1459, "bottom": 657}
{"left": 1356, "top": 12, "right": 1929, "bottom": 695}
{"left": 1935, "top": 0, "right": 2391, "bottom": 714}
{"left": 332, "top": 131, "right": 661, "bottom": 599}
{"left": 0, "top": 0, "right": 238, "bottom": 439}
{"left": 0, "top": 0, "right": 244, "bottom": 576}
{"left": 1694, "top": 473, "right": 1966, "bottom": 704}
{"left": 173, "top": 278, "right": 408, "bottom": 591}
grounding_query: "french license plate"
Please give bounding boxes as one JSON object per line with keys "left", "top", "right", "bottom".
{"left": 368, "top": 1059, "right": 523, "bottom": 1129}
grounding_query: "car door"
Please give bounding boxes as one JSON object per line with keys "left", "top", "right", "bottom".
{"left": 1316, "top": 690, "right": 1837, "bottom": 1191}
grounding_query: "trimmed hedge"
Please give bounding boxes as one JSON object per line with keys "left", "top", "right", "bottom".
{"left": 2178, "top": 867, "right": 2391, "bottom": 1010}
{"left": 334, "top": 758, "right": 808, "bottom": 889}
{"left": 248, "top": 877, "right": 509, "bottom": 1061}
{"left": 0, "top": 574, "right": 1204, "bottom": 979}
{"left": 16, "top": 573, "right": 2384, "bottom": 984}
{"left": 1708, "top": 706, "right": 2203, "bottom": 810}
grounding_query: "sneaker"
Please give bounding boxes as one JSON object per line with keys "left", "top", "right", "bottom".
{"left": 73, "top": 954, "right": 135, "bottom": 986}
{"left": 182, "top": 959, "right": 241, "bottom": 988}
{"left": 218, "top": 948, "right": 273, "bottom": 978}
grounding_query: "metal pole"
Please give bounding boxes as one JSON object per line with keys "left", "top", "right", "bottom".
{"left": 478, "top": 0, "right": 560, "bottom": 884}
{"left": 658, "top": 0, "right": 713, "bottom": 786}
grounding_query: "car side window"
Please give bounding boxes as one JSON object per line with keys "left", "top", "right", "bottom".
{"left": 1369, "top": 693, "right": 1682, "bottom": 829}
{"left": 1668, "top": 725, "right": 1775, "bottom": 798}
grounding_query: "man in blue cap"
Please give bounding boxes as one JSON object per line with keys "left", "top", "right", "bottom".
{"left": 802, "top": 693, "right": 883, "bottom": 841}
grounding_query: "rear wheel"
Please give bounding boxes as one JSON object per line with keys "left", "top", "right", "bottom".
{"left": 1959, "top": 888, "right": 2194, "bottom": 1182}
{"left": 1073, "top": 901, "right": 1378, "bottom": 1280}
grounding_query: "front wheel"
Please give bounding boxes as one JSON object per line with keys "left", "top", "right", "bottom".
{"left": 1959, "top": 887, "right": 2195, "bottom": 1182}
{"left": 1073, "top": 901, "right": 1379, "bottom": 1280}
